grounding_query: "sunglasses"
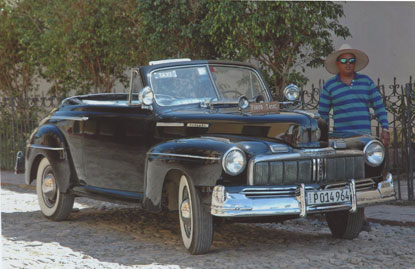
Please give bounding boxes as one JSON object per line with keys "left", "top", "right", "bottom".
{"left": 337, "top": 58, "right": 356, "bottom": 64}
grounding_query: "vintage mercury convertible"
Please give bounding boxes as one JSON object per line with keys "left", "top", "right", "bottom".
{"left": 19, "top": 59, "right": 395, "bottom": 254}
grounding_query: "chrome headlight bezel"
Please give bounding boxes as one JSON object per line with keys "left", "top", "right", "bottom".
{"left": 139, "top": 86, "right": 154, "bottom": 106}
{"left": 222, "top": 147, "right": 247, "bottom": 176}
{"left": 363, "top": 140, "right": 385, "bottom": 167}
{"left": 283, "top": 84, "right": 300, "bottom": 101}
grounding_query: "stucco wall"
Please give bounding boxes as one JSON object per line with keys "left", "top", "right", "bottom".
{"left": 304, "top": 2, "right": 415, "bottom": 89}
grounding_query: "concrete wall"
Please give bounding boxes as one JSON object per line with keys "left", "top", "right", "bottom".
{"left": 304, "top": 2, "right": 415, "bottom": 89}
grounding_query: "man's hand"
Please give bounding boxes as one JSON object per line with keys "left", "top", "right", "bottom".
{"left": 381, "top": 129, "right": 390, "bottom": 147}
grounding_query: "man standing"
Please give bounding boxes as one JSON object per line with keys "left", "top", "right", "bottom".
{"left": 318, "top": 44, "right": 390, "bottom": 145}
{"left": 318, "top": 44, "right": 390, "bottom": 232}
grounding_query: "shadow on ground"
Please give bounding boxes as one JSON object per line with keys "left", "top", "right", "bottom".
{"left": 2, "top": 183, "right": 341, "bottom": 267}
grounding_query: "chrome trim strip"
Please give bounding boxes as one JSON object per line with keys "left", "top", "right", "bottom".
{"left": 51, "top": 116, "right": 89, "bottom": 121}
{"left": 187, "top": 123, "right": 209, "bottom": 128}
{"left": 323, "top": 158, "right": 327, "bottom": 181}
{"left": 317, "top": 158, "right": 322, "bottom": 182}
{"left": 156, "top": 122, "right": 185, "bottom": 127}
{"left": 298, "top": 184, "right": 306, "bottom": 217}
{"left": 349, "top": 179, "right": 357, "bottom": 213}
{"left": 29, "top": 145, "right": 65, "bottom": 151}
{"left": 148, "top": 152, "right": 220, "bottom": 160}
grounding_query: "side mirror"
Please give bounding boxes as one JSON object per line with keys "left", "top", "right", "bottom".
{"left": 139, "top": 86, "right": 154, "bottom": 106}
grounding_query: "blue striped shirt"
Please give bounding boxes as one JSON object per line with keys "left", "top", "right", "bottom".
{"left": 318, "top": 73, "right": 389, "bottom": 134}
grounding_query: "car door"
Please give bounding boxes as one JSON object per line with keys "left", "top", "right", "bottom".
{"left": 81, "top": 105, "right": 155, "bottom": 192}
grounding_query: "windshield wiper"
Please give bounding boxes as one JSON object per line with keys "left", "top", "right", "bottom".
{"left": 201, "top": 98, "right": 240, "bottom": 109}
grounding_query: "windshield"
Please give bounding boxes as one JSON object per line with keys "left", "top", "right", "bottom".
{"left": 209, "top": 65, "right": 269, "bottom": 101}
{"left": 150, "top": 65, "right": 270, "bottom": 106}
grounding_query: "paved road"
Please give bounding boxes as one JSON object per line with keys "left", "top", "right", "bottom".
{"left": 2, "top": 181, "right": 415, "bottom": 269}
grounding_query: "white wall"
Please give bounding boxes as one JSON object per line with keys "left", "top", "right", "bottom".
{"left": 304, "top": 2, "right": 415, "bottom": 89}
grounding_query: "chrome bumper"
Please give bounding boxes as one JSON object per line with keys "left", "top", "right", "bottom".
{"left": 211, "top": 173, "right": 396, "bottom": 218}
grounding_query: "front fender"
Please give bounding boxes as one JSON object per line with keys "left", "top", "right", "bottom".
{"left": 25, "top": 124, "right": 74, "bottom": 193}
{"left": 143, "top": 137, "right": 234, "bottom": 211}
{"left": 330, "top": 133, "right": 386, "bottom": 178}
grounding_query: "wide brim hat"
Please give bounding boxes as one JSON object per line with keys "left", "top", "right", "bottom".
{"left": 324, "top": 44, "right": 369, "bottom": 74}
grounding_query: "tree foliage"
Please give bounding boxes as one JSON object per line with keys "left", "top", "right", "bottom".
{"left": 1, "top": 0, "right": 351, "bottom": 96}
{"left": 204, "top": 1, "right": 351, "bottom": 94}
{"left": 0, "top": 1, "right": 38, "bottom": 98}
{"left": 134, "top": 0, "right": 219, "bottom": 60}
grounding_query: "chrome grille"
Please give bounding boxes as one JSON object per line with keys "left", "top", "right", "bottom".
{"left": 325, "top": 179, "right": 376, "bottom": 191}
{"left": 252, "top": 155, "right": 365, "bottom": 185}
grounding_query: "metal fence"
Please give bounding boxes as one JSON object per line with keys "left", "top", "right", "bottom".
{"left": 0, "top": 94, "right": 65, "bottom": 171}
{"left": 1, "top": 78, "right": 414, "bottom": 200}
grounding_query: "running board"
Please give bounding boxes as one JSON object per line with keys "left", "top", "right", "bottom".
{"left": 72, "top": 185, "right": 144, "bottom": 205}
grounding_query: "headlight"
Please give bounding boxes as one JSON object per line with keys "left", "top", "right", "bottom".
{"left": 222, "top": 148, "right": 246, "bottom": 176}
{"left": 283, "top": 84, "right": 300, "bottom": 101}
{"left": 363, "top": 140, "right": 385, "bottom": 167}
{"left": 139, "top": 86, "right": 154, "bottom": 106}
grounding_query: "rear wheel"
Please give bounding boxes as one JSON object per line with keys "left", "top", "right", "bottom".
{"left": 326, "top": 208, "right": 364, "bottom": 239}
{"left": 36, "top": 157, "right": 74, "bottom": 221}
{"left": 178, "top": 175, "right": 213, "bottom": 254}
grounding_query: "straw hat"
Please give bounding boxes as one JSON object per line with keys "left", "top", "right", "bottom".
{"left": 324, "top": 44, "right": 369, "bottom": 74}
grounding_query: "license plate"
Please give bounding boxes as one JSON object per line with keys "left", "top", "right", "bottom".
{"left": 307, "top": 189, "right": 350, "bottom": 206}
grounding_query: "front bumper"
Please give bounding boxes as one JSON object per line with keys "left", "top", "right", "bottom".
{"left": 211, "top": 173, "right": 396, "bottom": 218}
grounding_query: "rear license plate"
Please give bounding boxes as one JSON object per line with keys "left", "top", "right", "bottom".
{"left": 307, "top": 189, "right": 350, "bottom": 206}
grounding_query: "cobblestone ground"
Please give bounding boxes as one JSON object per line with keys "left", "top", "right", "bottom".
{"left": 2, "top": 184, "right": 415, "bottom": 269}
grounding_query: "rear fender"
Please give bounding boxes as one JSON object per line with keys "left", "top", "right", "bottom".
{"left": 25, "top": 124, "right": 75, "bottom": 193}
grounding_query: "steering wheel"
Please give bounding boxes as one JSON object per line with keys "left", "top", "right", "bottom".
{"left": 221, "top": 90, "right": 242, "bottom": 99}
{"left": 155, "top": 94, "right": 176, "bottom": 100}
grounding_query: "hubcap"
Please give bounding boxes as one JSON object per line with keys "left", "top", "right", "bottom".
{"left": 42, "top": 170, "right": 57, "bottom": 208}
{"left": 180, "top": 199, "right": 191, "bottom": 219}
{"left": 180, "top": 186, "right": 192, "bottom": 238}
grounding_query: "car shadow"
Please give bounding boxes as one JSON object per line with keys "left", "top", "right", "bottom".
{"left": 2, "top": 185, "right": 351, "bottom": 267}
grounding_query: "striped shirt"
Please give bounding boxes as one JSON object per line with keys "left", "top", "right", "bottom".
{"left": 318, "top": 73, "right": 389, "bottom": 134}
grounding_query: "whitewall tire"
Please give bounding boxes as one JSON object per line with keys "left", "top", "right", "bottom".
{"left": 36, "top": 157, "right": 74, "bottom": 221}
{"left": 178, "top": 175, "right": 213, "bottom": 254}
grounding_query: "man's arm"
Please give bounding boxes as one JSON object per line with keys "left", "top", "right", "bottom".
{"left": 368, "top": 80, "right": 390, "bottom": 146}
{"left": 318, "top": 85, "right": 331, "bottom": 124}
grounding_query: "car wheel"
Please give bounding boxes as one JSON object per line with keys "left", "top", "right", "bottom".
{"left": 36, "top": 157, "right": 74, "bottom": 221}
{"left": 178, "top": 174, "right": 213, "bottom": 255}
{"left": 326, "top": 208, "right": 364, "bottom": 239}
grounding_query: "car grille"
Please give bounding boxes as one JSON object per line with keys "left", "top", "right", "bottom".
{"left": 252, "top": 155, "right": 365, "bottom": 185}
{"left": 241, "top": 179, "right": 375, "bottom": 199}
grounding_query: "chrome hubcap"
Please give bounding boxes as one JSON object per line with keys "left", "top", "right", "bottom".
{"left": 180, "top": 186, "right": 192, "bottom": 238}
{"left": 42, "top": 170, "right": 57, "bottom": 207}
{"left": 180, "top": 199, "right": 191, "bottom": 219}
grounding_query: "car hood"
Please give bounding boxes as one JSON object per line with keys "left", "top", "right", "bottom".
{"left": 156, "top": 107, "right": 319, "bottom": 147}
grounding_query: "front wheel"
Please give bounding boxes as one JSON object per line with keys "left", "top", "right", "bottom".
{"left": 326, "top": 208, "right": 364, "bottom": 239}
{"left": 36, "top": 157, "right": 74, "bottom": 221}
{"left": 178, "top": 175, "right": 213, "bottom": 255}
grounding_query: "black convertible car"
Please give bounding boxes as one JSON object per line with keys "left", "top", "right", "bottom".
{"left": 19, "top": 59, "right": 395, "bottom": 254}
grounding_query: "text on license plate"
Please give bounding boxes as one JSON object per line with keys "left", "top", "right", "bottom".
{"left": 307, "top": 189, "right": 350, "bottom": 205}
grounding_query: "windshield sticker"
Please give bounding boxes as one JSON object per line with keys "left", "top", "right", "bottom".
{"left": 197, "top": 68, "right": 207, "bottom": 76}
{"left": 154, "top": 70, "right": 177, "bottom": 79}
